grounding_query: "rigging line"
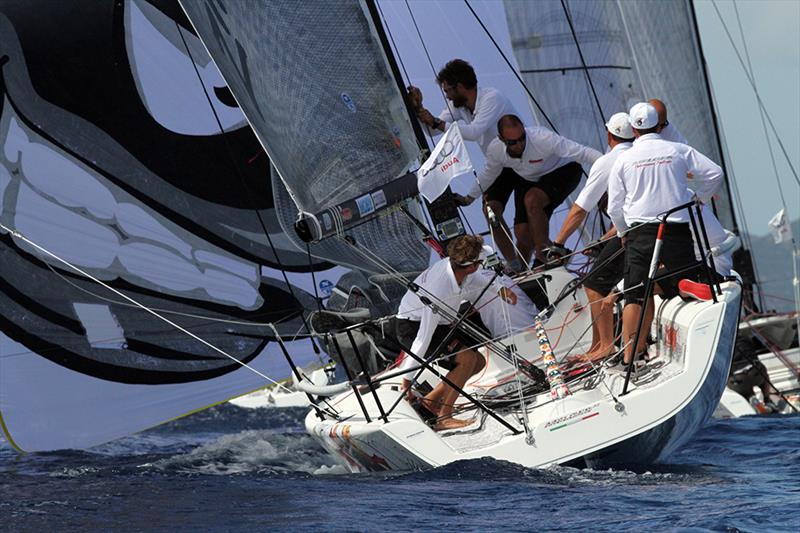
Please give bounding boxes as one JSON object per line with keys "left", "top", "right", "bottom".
{"left": 306, "top": 244, "right": 323, "bottom": 314}
{"left": 175, "top": 22, "right": 322, "bottom": 355}
{"left": 559, "top": 0, "right": 607, "bottom": 146}
{"left": 403, "top": 0, "right": 455, "bottom": 120}
{"left": 462, "top": 0, "right": 559, "bottom": 134}
{"left": 733, "top": 1, "right": 783, "bottom": 205}
{"left": 709, "top": 0, "right": 799, "bottom": 186}
{"left": 0, "top": 221, "right": 293, "bottom": 394}
{"left": 732, "top": 0, "right": 799, "bottom": 325}
{"left": 615, "top": 0, "right": 649, "bottom": 97}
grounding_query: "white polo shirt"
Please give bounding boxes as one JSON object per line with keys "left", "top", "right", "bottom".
{"left": 607, "top": 133, "right": 723, "bottom": 234}
{"left": 396, "top": 258, "right": 502, "bottom": 374}
{"left": 435, "top": 87, "right": 516, "bottom": 155}
{"left": 574, "top": 142, "right": 632, "bottom": 211}
{"left": 468, "top": 126, "right": 602, "bottom": 199}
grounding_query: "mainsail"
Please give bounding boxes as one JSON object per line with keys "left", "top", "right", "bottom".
{"left": 179, "top": 0, "right": 430, "bottom": 273}
{"left": 502, "top": 0, "right": 739, "bottom": 235}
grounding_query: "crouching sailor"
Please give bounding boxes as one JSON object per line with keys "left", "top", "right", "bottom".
{"left": 607, "top": 102, "right": 723, "bottom": 367}
{"left": 395, "top": 235, "right": 517, "bottom": 430}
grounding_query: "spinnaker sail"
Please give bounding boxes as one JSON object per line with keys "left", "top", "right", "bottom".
{"left": 0, "top": 0, "right": 344, "bottom": 451}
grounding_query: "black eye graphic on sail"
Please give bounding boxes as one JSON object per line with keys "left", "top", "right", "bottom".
{"left": 124, "top": 0, "right": 246, "bottom": 136}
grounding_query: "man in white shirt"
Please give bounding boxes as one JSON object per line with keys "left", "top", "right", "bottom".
{"left": 458, "top": 115, "right": 602, "bottom": 266}
{"left": 395, "top": 235, "right": 518, "bottom": 430}
{"left": 607, "top": 102, "right": 723, "bottom": 365}
{"left": 648, "top": 98, "right": 688, "bottom": 144}
{"left": 551, "top": 113, "right": 634, "bottom": 363}
{"left": 408, "top": 59, "right": 516, "bottom": 154}
{"left": 408, "top": 60, "right": 525, "bottom": 267}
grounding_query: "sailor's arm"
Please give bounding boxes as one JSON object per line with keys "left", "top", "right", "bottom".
{"left": 684, "top": 147, "right": 723, "bottom": 203}
{"left": 539, "top": 128, "right": 603, "bottom": 167}
{"left": 466, "top": 142, "right": 505, "bottom": 200}
{"left": 606, "top": 160, "right": 628, "bottom": 236}
{"left": 554, "top": 204, "right": 588, "bottom": 245}
{"left": 454, "top": 92, "right": 507, "bottom": 141}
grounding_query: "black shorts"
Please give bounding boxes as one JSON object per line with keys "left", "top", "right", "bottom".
{"left": 395, "top": 315, "right": 488, "bottom": 370}
{"left": 530, "top": 161, "right": 583, "bottom": 218}
{"left": 484, "top": 167, "right": 532, "bottom": 225}
{"left": 623, "top": 222, "right": 701, "bottom": 305}
{"left": 583, "top": 236, "right": 625, "bottom": 296}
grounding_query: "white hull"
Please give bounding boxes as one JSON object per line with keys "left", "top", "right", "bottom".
{"left": 306, "top": 279, "right": 741, "bottom": 472}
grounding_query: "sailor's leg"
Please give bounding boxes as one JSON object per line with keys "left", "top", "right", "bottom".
{"left": 485, "top": 199, "right": 516, "bottom": 262}
{"left": 523, "top": 186, "right": 552, "bottom": 264}
{"left": 621, "top": 297, "right": 654, "bottom": 363}
{"left": 513, "top": 222, "right": 533, "bottom": 265}
{"left": 437, "top": 349, "right": 483, "bottom": 419}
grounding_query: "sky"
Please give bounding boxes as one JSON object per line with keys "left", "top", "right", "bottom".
{"left": 378, "top": 0, "right": 799, "bottom": 239}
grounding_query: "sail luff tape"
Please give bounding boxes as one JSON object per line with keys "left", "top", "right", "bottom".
{"left": 534, "top": 318, "right": 571, "bottom": 399}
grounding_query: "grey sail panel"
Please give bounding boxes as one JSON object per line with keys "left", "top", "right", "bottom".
{"left": 503, "top": 0, "right": 735, "bottom": 230}
{"left": 179, "top": 0, "right": 428, "bottom": 272}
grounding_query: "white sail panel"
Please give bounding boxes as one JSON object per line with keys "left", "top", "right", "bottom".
{"left": 503, "top": 0, "right": 735, "bottom": 230}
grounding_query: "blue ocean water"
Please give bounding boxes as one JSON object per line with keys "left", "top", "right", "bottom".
{"left": 1, "top": 406, "right": 797, "bottom": 532}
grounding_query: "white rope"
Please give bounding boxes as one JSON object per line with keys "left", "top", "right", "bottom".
{"left": 0, "top": 221, "right": 293, "bottom": 394}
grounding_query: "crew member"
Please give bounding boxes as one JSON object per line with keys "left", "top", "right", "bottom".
{"left": 459, "top": 115, "right": 602, "bottom": 266}
{"left": 607, "top": 102, "right": 723, "bottom": 365}
{"left": 551, "top": 112, "right": 634, "bottom": 363}
{"left": 407, "top": 59, "right": 525, "bottom": 268}
{"left": 395, "top": 235, "right": 517, "bottom": 430}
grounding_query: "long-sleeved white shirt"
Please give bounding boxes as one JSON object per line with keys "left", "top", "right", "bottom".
{"left": 607, "top": 133, "right": 723, "bottom": 234}
{"left": 468, "top": 126, "right": 602, "bottom": 199}
{"left": 574, "top": 142, "right": 631, "bottom": 211}
{"left": 433, "top": 87, "right": 516, "bottom": 155}
{"left": 396, "top": 258, "right": 503, "bottom": 374}
{"left": 474, "top": 270, "right": 537, "bottom": 339}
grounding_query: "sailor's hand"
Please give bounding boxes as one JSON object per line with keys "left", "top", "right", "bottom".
{"left": 407, "top": 85, "right": 423, "bottom": 111}
{"left": 453, "top": 193, "right": 475, "bottom": 206}
{"left": 544, "top": 242, "right": 571, "bottom": 264}
{"left": 417, "top": 108, "right": 436, "bottom": 128}
{"left": 402, "top": 378, "right": 414, "bottom": 401}
{"left": 498, "top": 287, "right": 517, "bottom": 305}
{"left": 582, "top": 240, "right": 601, "bottom": 258}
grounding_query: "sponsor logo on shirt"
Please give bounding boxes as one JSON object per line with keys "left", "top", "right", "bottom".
{"left": 528, "top": 159, "right": 543, "bottom": 164}
{"left": 634, "top": 155, "right": 673, "bottom": 169}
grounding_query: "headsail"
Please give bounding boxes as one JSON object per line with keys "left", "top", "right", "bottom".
{"left": 179, "top": 0, "right": 430, "bottom": 273}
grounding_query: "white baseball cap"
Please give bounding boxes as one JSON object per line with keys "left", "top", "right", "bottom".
{"left": 628, "top": 102, "right": 659, "bottom": 130}
{"left": 605, "top": 112, "right": 634, "bottom": 139}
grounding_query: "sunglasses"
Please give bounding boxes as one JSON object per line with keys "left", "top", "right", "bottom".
{"left": 501, "top": 132, "right": 526, "bottom": 146}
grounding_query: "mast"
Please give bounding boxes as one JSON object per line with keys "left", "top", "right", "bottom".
{"left": 688, "top": 0, "right": 761, "bottom": 312}
{"left": 365, "top": 0, "right": 467, "bottom": 249}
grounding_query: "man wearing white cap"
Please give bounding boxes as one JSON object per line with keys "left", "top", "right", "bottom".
{"left": 550, "top": 112, "right": 635, "bottom": 362}
{"left": 607, "top": 102, "right": 723, "bottom": 366}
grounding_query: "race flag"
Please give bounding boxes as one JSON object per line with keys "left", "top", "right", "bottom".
{"left": 768, "top": 208, "right": 793, "bottom": 244}
{"left": 416, "top": 122, "right": 473, "bottom": 202}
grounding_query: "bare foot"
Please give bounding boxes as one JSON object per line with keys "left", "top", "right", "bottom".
{"left": 434, "top": 417, "right": 476, "bottom": 431}
{"left": 565, "top": 348, "right": 615, "bottom": 366}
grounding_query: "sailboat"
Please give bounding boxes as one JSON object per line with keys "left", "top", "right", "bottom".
{"left": 174, "top": 0, "right": 744, "bottom": 472}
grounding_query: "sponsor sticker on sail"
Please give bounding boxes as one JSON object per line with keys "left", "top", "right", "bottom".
{"left": 416, "top": 122, "right": 473, "bottom": 202}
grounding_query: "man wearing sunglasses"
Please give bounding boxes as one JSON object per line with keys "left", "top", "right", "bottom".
{"left": 459, "top": 114, "right": 602, "bottom": 266}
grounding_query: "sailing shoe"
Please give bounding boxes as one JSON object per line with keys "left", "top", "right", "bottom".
{"left": 678, "top": 279, "right": 713, "bottom": 301}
